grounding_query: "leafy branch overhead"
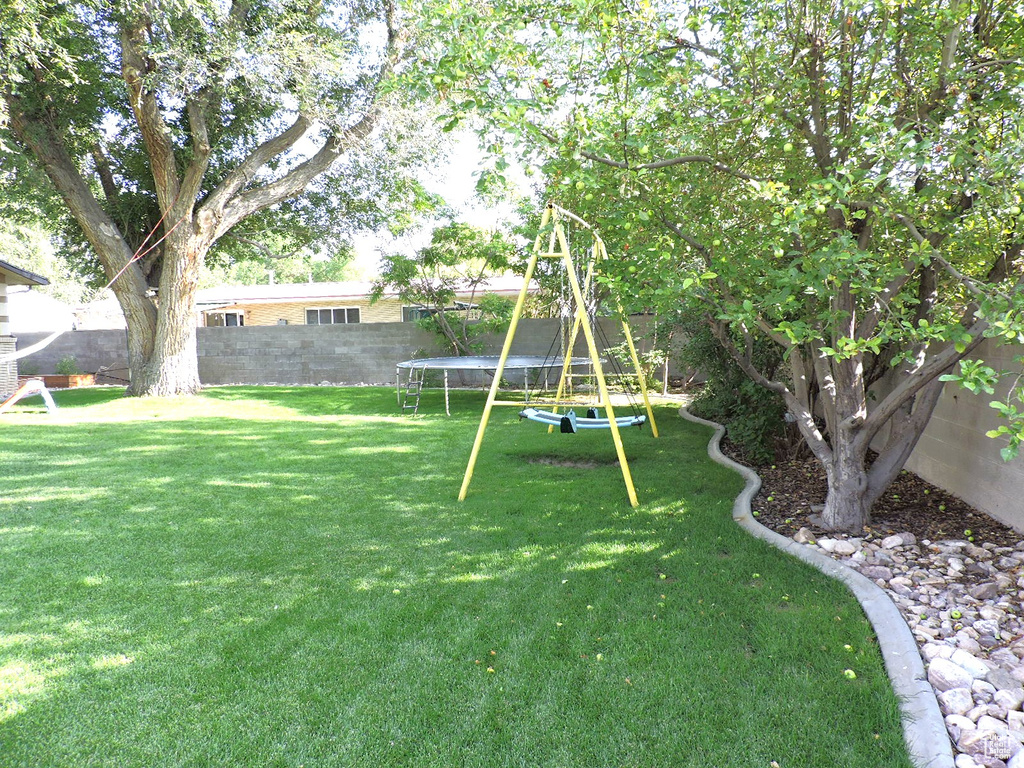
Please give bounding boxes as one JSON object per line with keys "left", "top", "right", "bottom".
{"left": 413, "top": 0, "right": 1024, "bottom": 531}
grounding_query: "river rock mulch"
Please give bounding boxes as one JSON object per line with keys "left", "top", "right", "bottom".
{"left": 740, "top": 451, "right": 1024, "bottom": 768}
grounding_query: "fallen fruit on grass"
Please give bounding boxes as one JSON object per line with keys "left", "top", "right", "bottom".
{"left": 843, "top": 669, "right": 857, "bottom": 679}
{"left": 951, "top": 610, "right": 962, "bottom": 619}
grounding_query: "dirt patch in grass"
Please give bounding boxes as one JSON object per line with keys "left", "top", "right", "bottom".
{"left": 526, "top": 455, "right": 619, "bottom": 469}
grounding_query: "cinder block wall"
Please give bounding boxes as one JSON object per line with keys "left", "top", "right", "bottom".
{"left": 196, "top": 322, "right": 443, "bottom": 385}
{"left": 868, "top": 338, "right": 1024, "bottom": 531}
{"left": 15, "top": 318, "right": 638, "bottom": 386}
{"left": 897, "top": 340, "right": 1024, "bottom": 531}
{"left": 14, "top": 330, "right": 131, "bottom": 383}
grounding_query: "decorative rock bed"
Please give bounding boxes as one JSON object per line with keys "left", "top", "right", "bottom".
{"left": 792, "top": 527, "right": 1024, "bottom": 768}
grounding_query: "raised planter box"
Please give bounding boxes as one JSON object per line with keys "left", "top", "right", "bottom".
{"left": 40, "top": 374, "right": 96, "bottom": 389}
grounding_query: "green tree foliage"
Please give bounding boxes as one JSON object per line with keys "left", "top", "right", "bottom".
{"left": 1, "top": 0, "right": 431, "bottom": 395}
{"left": 680, "top": 319, "right": 794, "bottom": 466}
{"left": 412, "top": 0, "right": 1024, "bottom": 530}
{"left": 373, "top": 222, "right": 517, "bottom": 354}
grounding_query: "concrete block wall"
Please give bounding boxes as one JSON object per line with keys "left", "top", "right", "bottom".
{"left": 197, "top": 322, "right": 443, "bottom": 385}
{"left": 16, "top": 319, "right": 595, "bottom": 387}
{"left": 14, "top": 330, "right": 130, "bottom": 383}
{"left": 897, "top": 339, "right": 1024, "bottom": 531}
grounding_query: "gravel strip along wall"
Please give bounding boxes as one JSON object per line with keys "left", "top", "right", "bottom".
{"left": 680, "top": 407, "right": 955, "bottom": 768}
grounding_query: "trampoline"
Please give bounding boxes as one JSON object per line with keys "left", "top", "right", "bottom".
{"left": 396, "top": 355, "right": 593, "bottom": 415}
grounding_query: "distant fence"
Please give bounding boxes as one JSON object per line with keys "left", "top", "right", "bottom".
{"left": 14, "top": 318, "right": 666, "bottom": 388}
{"left": 14, "top": 324, "right": 1023, "bottom": 532}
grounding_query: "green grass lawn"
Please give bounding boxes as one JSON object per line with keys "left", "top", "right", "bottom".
{"left": 0, "top": 386, "right": 911, "bottom": 767}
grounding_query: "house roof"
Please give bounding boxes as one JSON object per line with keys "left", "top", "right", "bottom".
{"left": 0, "top": 259, "right": 49, "bottom": 287}
{"left": 195, "top": 276, "right": 531, "bottom": 310}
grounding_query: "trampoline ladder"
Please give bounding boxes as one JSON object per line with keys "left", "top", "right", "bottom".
{"left": 402, "top": 367, "right": 424, "bottom": 414}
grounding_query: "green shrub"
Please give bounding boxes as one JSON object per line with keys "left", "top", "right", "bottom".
{"left": 679, "top": 323, "right": 793, "bottom": 465}
{"left": 55, "top": 355, "right": 81, "bottom": 375}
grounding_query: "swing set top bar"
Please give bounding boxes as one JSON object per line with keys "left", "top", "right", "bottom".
{"left": 548, "top": 203, "right": 595, "bottom": 231}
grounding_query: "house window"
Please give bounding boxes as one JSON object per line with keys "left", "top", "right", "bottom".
{"left": 403, "top": 304, "right": 477, "bottom": 322}
{"left": 403, "top": 306, "right": 436, "bottom": 322}
{"left": 207, "top": 311, "right": 244, "bottom": 327}
{"left": 306, "top": 307, "right": 360, "bottom": 325}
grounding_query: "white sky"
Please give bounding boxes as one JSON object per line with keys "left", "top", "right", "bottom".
{"left": 347, "top": 131, "right": 529, "bottom": 278}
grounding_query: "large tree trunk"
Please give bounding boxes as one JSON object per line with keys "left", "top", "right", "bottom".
{"left": 821, "top": 437, "right": 872, "bottom": 531}
{"left": 117, "top": 287, "right": 159, "bottom": 397}
{"left": 131, "top": 233, "right": 204, "bottom": 396}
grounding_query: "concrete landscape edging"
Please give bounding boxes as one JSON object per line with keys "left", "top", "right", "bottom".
{"left": 679, "top": 407, "right": 954, "bottom": 768}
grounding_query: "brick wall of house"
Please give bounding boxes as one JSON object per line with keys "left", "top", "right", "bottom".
{"left": 236, "top": 297, "right": 406, "bottom": 326}
{"left": 0, "top": 337, "right": 16, "bottom": 396}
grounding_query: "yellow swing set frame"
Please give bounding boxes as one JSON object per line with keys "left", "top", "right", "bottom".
{"left": 458, "top": 203, "right": 659, "bottom": 507}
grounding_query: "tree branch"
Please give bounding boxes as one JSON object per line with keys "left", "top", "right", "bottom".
{"left": 861, "top": 316, "right": 988, "bottom": 440}
{"left": 709, "top": 315, "right": 833, "bottom": 464}
{"left": 120, "top": 14, "right": 181, "bottom": 213}
{"left": 204, "top": 0, "right": 401, "bottom": 240}
{"left": 216, "top": 118, "right": 375, "bottom": 236}
{"left": 203, "top": 113, "right": 312, "bottom": 215}
{"left": 895, "top": 213, "right": 1013, "bottom": 301}
{"left": 862, "top": 374, "right": 946, "bottom": 503}
{"left": 90, "top": 143, "right": 120, "bottom": 207}
{"left": 180, "top": 89, "right": 213, "bottom": 206}
{"left": 5, "top": 89, "right": 156, "bottom": 325}
{"left": 580, "top": 146, "right": 761, "bottom": 181}
{"left": 227, "top": 234, "right": 299, "bottom": 260}
{"left": 856, "top": 255, "right": 918, "bottom": 340}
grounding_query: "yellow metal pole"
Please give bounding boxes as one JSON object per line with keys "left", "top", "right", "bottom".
{"left": 587, "top": 235, "right": 658, "bottom": 437}
{"left": 548, "top": 238, "right": 597, "bottom": 432}
{"left": 458, "top": 205, "right": 550, "bottom": 502}
{"left": 619, "top": 319, "right": 660, "bottom": 438}
{"left": 555, "top": 221, "right": 640, "bottom": 507}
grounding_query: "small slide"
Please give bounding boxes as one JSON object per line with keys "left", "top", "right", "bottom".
{"left": 0, "top": 378, "right": 57, "bottom": 415}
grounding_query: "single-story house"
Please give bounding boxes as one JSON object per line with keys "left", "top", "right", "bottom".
{"left": 196, "top": 276, "right": 533, "bottom": 327}
{"left": 70, "top": 276, "right": 539, "bottom": 330}
{"left": 0, "top": 259, "right": 50, "bottom": 394}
